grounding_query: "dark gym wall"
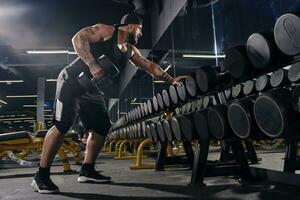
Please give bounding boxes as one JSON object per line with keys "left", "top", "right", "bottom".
{"left": 0, "top": 0, "right": 152, "bottom": 50}
{"left": 215, "top": 0, "right": 300, "bottom": 51}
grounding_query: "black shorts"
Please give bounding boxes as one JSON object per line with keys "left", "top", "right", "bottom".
{"left": 52, "top": 68, "right": 111, "bottom": 136}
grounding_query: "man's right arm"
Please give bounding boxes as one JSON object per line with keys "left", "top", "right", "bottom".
{"left": 71, "top": 24, "right": 114, "bottom": 79}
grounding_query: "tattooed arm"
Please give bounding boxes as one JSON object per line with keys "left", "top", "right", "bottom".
{"left": 71, "top": 24, "right": 114, "bottom": 79}
{"left": 130, "top": 45, "right": 186, "bottom": 85}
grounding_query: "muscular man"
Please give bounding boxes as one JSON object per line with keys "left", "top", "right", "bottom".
{"left": 31, "top": 14, "right": 183, "bottom": 194}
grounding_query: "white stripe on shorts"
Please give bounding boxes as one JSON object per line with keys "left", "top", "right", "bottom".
{"left": 55, "top": 99, "right": 63, "bottom": 121}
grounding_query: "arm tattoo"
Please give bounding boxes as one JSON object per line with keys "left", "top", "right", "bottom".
{"left": 73, "top": 32, "right": 97, "bottom": 69}
{"left": 158, "top": 71, "right": 174, "bottom": 84}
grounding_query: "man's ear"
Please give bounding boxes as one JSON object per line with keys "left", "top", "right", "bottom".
{"left": 127, "top": 24, "right": 133, "bottom": 31}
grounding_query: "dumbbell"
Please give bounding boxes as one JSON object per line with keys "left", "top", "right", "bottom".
{"left": 190, "top": 100, "right": 198, "bottom": 112}
{"left": 288, "top": 62, "right": 300, "bottom": 83}
{"left": 149, "top": 123, "right": 158, "bottom": 142}
{"left": 147, "top": 99, "right": 154, "bottom": 116}
{"left": 227, "top": 95, "right": 264, "bottom": 139}
{"left": 196, "top": 65, "right": 232, "bottom": 93}
{"left": 246, "top": 31, "right": 290, "bottom": 73}
{"left": 144, "top": 102, "right": 150, "bottom": 117}
{"left": 152, "top": 95, "right": 160, "bottom": 113}
{"left": 274, "top": 12, "right": 300, "bottom": 56}
{"left": 169, "top": 77, "right": 198, "bottom": 105}
{"left": 207, "top": 104, "right": 235, "bottom": 140}
{"left": 169, "top": 116, "right": 187, "bottom": 141}
{"left": 231, "top": 84, "right": 244, "bottom": 99}
{"left": 136, "top": 106, "right": 142, "bottom": 119}
{"left": 243, "top": 80, "right": 257, "bottom": 96}
{"left": 224, "top": 88, "right": 232, "bottom": 100}
{"left": 156, "top": 93, "right": 165, "bottom": 111}
{"left": 202, "top": 95, "right": 216, "bottom": 109}
{"left": 162, "top": 119, "right": 175, "bottom": 141}
{"left": 196, "top": 98, "right": 203, "bottom": 111}
{"left": 77, "top": 55, "right": 120, "bottom": 92}
{"left": 136, "top": 123, "right": 142, "bottom": 138}
{"left": 270, "top": 68, "right": 289, "bottom": 88}
{"left": 141, "top": 121, "right": 147, "bottom": 138}
{"left": 225, "top": 45, "right": 254, "bottom": 80}
{"left": 255, "top": 74, "right": 272, "bottom": 92}
{"left": 171, "top": 115, "right": 194, "bottom": 141}
{"left": 254, "top": 88, "right": 300, "bottom": 138}
{"left": 145, "top": 124, "right": 153, "bottom": 140}
{"left": 156, "top": 121, "right": 166, "bottom": 142}
{"left": 162, "top": 89, "right": 175, "bottom": 110}
{"left": 192, "top": 109, "right": 213, "bottom": 140}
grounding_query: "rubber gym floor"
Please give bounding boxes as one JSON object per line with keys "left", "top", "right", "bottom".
{"left": 0, "top": 150, "right": 299, "bottom": 200}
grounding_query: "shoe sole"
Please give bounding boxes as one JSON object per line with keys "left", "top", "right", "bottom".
{"left": 31, "top": 180, "right": 59, "bottom": 194}
{"left": 77, "top": 176, "right": 111, "bottom": 183}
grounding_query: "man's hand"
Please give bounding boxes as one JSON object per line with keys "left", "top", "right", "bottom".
{"left": 90, "top": 63, "right": 105, "bottom": 80}
{"left": 172, "top": 75, "right": 188, "bottom": 86}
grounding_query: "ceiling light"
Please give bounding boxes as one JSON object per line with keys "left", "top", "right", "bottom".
{"left": 6, "top": 95, "right": 37, "bottom": 98}
{"left": 0, "top": 100, "right": 7, "bottom": 105}
{"left": 46, "top": 79, "right": 58, "bottom": 82}
{"left": 182, "top": 54, "right": 226, "bottom": 58}
{"left": 23, "top": 105, "right": 37, "bottom": 107}
{"left": 0, "top": 117, "right": 34, "bottom": 121}
{"left": 131, "top": 98, "right": 137, "bottom": 103}
{"left": 27, "top": 50, "right": 77, "bottom": 55}
{"left": 130, "top": 102, "right": 143, "bottom": 105}
{"left": 163, "top": 64, "right": 172, "bottom": 72}
{"left": 154, "top": 81, "right": 165, "bottom": 83}
{"left": 0, "top": 80, "right": 23, "bottom": 83}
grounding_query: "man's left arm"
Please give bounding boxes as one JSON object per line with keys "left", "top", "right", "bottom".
{"left": 130, "top": 46, "right": 183, "bottom": 85}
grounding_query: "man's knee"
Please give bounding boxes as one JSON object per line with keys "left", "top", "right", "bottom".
{"left": 53, "top": 121, "right": 72, "bottom": 135}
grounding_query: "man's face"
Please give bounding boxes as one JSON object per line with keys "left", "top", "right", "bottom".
{"left": 128, "top": 24, "right": 143, "bottom": 45}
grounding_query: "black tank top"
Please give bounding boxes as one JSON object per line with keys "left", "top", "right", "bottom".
{"left": 66, "top": 24, "right": 132, "bottom": 78}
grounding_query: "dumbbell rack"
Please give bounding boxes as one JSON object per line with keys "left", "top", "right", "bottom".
{"left": 190, "top": 92, "right": 258, "bottom": 186}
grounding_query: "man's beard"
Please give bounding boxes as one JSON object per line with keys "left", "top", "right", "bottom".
{"left": 128, "top": 33, "right": 137, "bottom": 45}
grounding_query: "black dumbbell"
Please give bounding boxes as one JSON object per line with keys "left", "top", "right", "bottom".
{"left": 190, "top": 100, "right": 198, "bottom": 112}
{"left": 145, "top": 124, "right": 153, "bottom": 140}
{"left": 225, "top": 45, "right": 254, "bottom": 80}
{"left": 169, "top": 116, "right": 185, "bottom": 141}
{"left": 196, "top": 98, "right": 203, "bottom": 111}
{"left": 274, "top": 12, "right": 300, "bottom": 56}
{"left": 156, "top": 93, "right": 165, "bottom": 111}
{"left": 255, "top": 74, "right": 272, "bottom": 92}
{"left": 156, "top": 121, "right": 166, "bottom": 142}
{"left": 224, "top": 88, "right": 232, "bottom": 100}
{"left": 254, "top": 88, "right": 300, "bottom": 138}
{"left": 270, "top": 69, "right": 289, "bottom": 88}
{"left": 231, "top": 84, "right": 244, "bottom": 99}
{"left": 288, "top": 61, "right": 300, "bottom": 83}
{"left": 147, "top": 99, "right": 154, "bottom": 116}
{"left": 77, "top": 55, "right": 120, "bottom": 92}
{"left": 246, "top": 32, "right": 290, "bottom": 72}
{"left": 162, "top": 89, "right": 174, "bottom": 110}
{"left": 141, "top": 121, "right": 147, "bottom": 138}
{"left": 227, "top": 96, "right": 264, "bottom": 139}
{"left": 196, "top": 65, "right": 232, "bottom": 93}
{"left": 207, "top": 104, "right": 235, "bottom": 140}
{"left": 142, "top": 102, "right": 149, "bottom": 117}
{"left": 202, "top": 95, "right": 215, "bottom": 109}
{"left": 149, "top": 123, "right": 158, "bottom": 142}
{"left": 243, "top": 80, "right": 257, "bottom": 96}
{"left": 152, "top": 95, "right": 160, "bottom": 113}
{"left": 162, "top": 118, "right": 175, "bottom": 141}
{"left": 192, "top": 109, "right": 212, "bottom": 140}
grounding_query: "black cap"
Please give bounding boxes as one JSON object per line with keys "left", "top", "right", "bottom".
{"left": 120, "top": 14, "right": 143, "bottom": 25}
